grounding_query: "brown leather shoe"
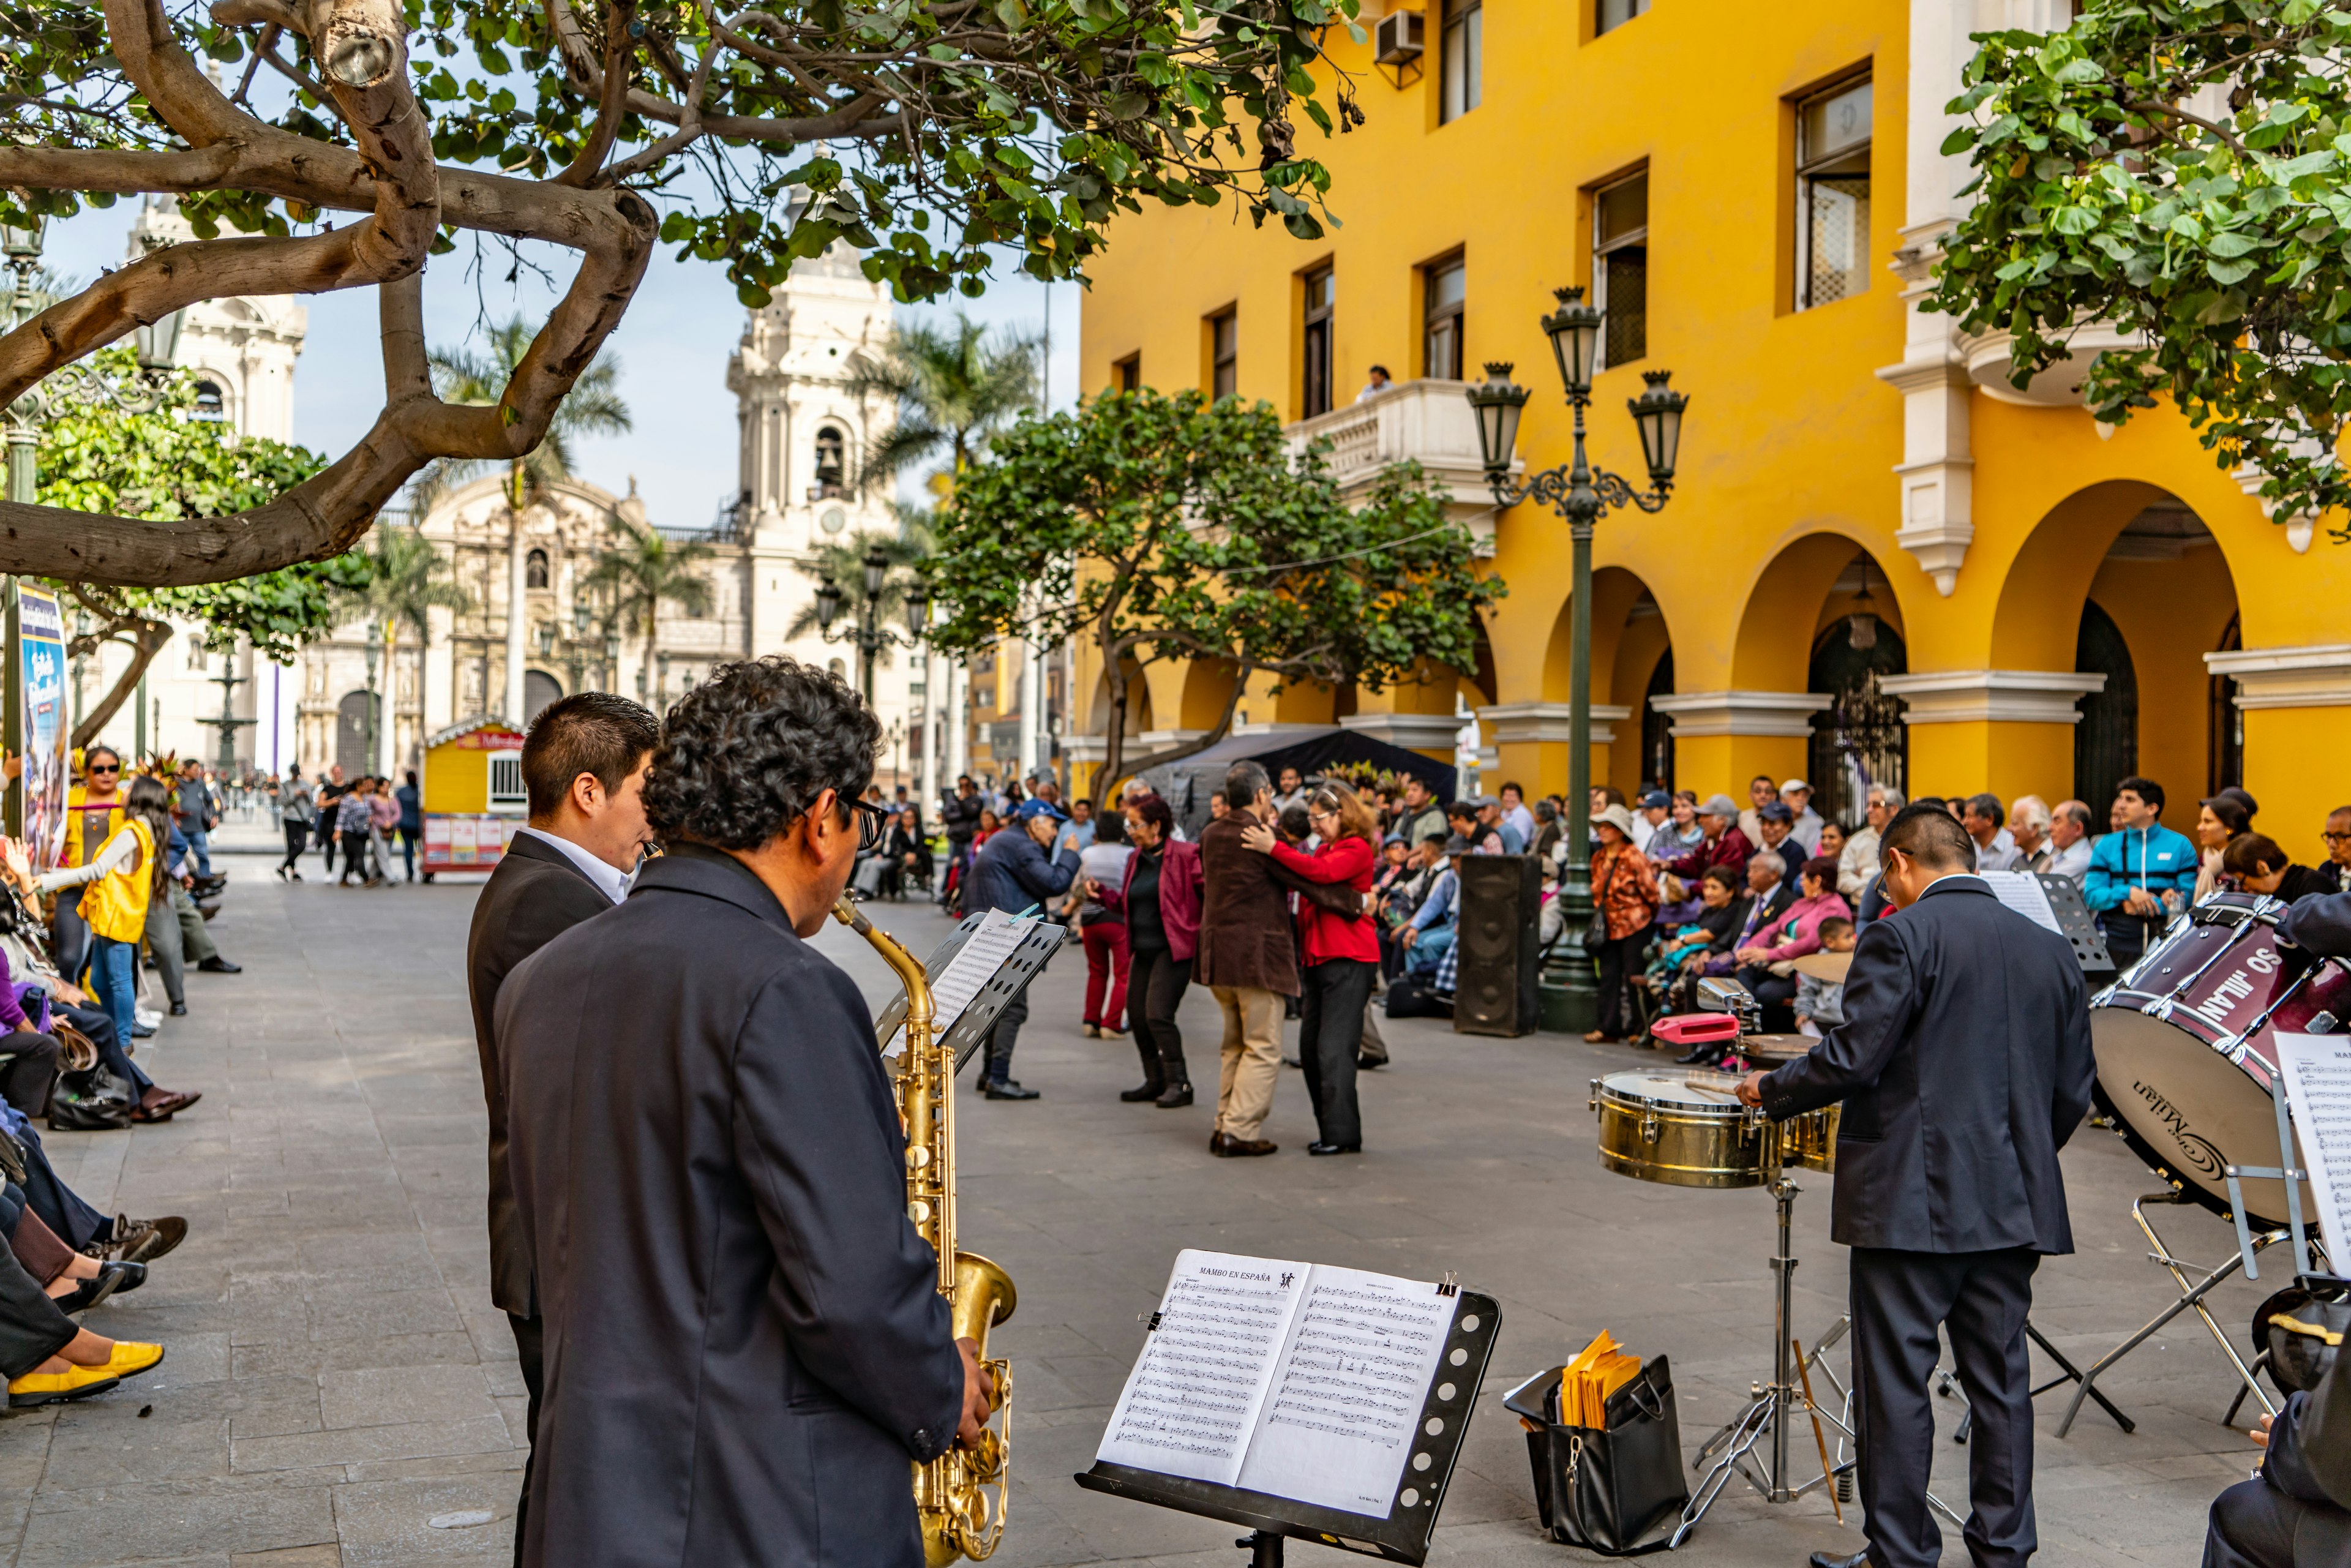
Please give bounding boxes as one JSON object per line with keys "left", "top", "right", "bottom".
{"left": 1210, "top": 1131, "right": 1278, "bottom": 1158}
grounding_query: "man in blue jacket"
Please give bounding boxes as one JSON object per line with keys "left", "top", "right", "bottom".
{"left": 2083, "top": 775, "right": 2199, "bottom": 968}
{"left": 964, "top": 797, "right": 1081, "bottom": 1100}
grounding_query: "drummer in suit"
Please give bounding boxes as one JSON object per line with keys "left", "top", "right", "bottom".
{"left": 1738, "top": 803, "right": 2096, "bottom": 1568}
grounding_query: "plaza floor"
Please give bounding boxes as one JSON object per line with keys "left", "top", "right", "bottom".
{"left": 7, "top": 850, "right": 2271, "bottom": 1566}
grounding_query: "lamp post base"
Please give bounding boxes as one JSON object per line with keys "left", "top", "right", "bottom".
{"left": 1540, "top": 876, "right": 1601, "bottom": 1035}
{"left": 1539, "top": 970, "right": 1599, "bottom": 1035}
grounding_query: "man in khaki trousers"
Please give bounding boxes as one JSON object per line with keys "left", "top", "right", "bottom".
{"left": 1194, "top": 762, "right": 1300, "bottom": 1157}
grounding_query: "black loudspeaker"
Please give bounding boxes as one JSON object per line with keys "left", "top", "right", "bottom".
{"left": 1453, "top": 855, "right": 1542, "bottom": 1037}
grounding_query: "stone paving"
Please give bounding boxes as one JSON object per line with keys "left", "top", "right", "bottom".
{"left": 4, "top": 852, "right": 2278, "bottom": 1565}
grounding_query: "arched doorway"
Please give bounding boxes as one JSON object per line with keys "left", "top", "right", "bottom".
{"left": 2211, "top": 613, "right": 2243, "bottom": 792}
{"left": 523, "top": 669, "right": 563, "bottom": 726}
{"left": 335, "top": 691, "right": 370, "bottom": 777}
{"left": 1808, "top": 610, "right": 1908, "bottom": 828}
{"left": 2074, "top": 601, "right": 2137, "bottom": 816}
{"left": 1641, "top": 650, "right": 1674, "bottom": 792}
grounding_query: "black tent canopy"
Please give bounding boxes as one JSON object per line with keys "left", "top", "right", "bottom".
{"left": 1132, "top": 726, "right": 1459, "bottom": 841}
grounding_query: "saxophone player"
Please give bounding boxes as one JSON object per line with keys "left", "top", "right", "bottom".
{"left": 499, "top": 656, "right": 992, "bottom": 1567}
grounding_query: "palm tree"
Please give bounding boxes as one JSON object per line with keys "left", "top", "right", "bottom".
{"left": 413, "top": 315, "right": 632, "bottom": 514}
{"left": 845, "top": 317, "right": 1040, "bottom": 492}
{"left": 586, "top": 521, "right": 714, "bottom": 703}
{"left": 341, "top": 523, "right": 472, "bottom": 767}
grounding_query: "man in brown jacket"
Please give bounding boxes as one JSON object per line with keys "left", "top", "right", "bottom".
{"left": 1196, "top": 761, "right": 1299, "bottom": 1157}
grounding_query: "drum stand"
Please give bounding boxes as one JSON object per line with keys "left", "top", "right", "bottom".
{"left": 1671, "top": 1175, "right": 1961, "bottom": 1547}
{"left": 2054, "top": 1191, "right": 2284, "bottom": 1438}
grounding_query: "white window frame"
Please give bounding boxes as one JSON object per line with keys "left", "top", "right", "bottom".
{"left": 1592, "top": 170, "right": 1649, "bottom": 371}
{"left": 1794, "top": 75, "right": 1874, "bottom": 313}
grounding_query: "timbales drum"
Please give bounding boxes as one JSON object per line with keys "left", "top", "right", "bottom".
{"left": 1779, "top": 1103, "right": 1840, "bottom": 1174}
{"left": 1591, "top": 1071, "right": 1775, "bottom": 1188}
{"left": 2090, "top": 894, "right": 2350, "bottom": 1229}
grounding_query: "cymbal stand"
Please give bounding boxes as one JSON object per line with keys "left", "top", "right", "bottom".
{"left": 1674, "top": 1172, "right": 1962, "bottom": 1546}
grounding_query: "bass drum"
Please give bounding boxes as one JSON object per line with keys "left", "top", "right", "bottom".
{"left": 2089, "top": 895, "right": 2350, "bottom": 1230}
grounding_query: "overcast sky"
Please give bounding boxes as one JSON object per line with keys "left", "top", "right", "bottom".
{"left": 34, "top": 204, "right": 1083, "bottom": 526}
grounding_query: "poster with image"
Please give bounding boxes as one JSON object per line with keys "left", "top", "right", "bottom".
{"left": 14, "top": 585, "right": 67, "bottom": 873}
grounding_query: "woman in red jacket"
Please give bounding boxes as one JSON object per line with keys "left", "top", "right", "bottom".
{"left": 1088, "top": 793, "right": 1204, "bottom": 1106}
{"left": 1242, "top": 781, "right": 1378, "bottom": 1154}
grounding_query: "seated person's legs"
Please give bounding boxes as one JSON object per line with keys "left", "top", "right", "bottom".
{"left": 0, "top": 1033, "right": 58, "bottom": 1119}
{"left": 2204, "top": 1472, "right": 2312, "bottom": 1568}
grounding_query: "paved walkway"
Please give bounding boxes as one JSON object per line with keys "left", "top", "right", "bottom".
{"left": 7, "top": 863, "right": 2270, "bottom": 1565}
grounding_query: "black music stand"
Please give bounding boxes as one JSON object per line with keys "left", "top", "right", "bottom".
{"left": 1073, "top": 1290, "right": 1501, "bottom": 1566}
{"left": 868, "top": 911, "right": 1067, "bottom": 1074}
{"left": 2038, "top": 873, "right": 2113, "bottom": 976}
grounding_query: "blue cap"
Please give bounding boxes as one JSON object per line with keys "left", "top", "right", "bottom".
{"left": 1640, "top": 790, "right": 1670, "bottom": 810}
{"left": 1013, "top": 798, "right": 1068, "bottom": 823}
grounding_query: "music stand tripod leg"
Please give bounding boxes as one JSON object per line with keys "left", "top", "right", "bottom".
{"left": 2056, "top": 1202, "right": 2271, "bottom": 1438}
{"left": 1237, "top": 1531, "right": 1283, "bottom": 1566}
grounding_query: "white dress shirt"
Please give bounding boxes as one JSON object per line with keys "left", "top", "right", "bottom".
{"left": 514, "top": 825, "right": 633, "bottom": 906}
{"left": 1973, "top": 828, "right": 2022, "bottom": 874}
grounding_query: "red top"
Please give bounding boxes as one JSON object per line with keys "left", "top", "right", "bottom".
{"left": 1270, "top": 836, "right": 1379, "bottom": 966}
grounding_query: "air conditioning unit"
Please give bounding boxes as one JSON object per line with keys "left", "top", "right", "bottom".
{"left": 1374, "top": 9, "right": 1424, "bottom": 66}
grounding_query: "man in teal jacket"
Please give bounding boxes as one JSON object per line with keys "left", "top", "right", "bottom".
{"left": 2084, "top": 775, "right": 2198, "bottom": 967}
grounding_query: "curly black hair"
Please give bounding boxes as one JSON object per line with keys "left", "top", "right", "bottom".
{"left": 642, "top": 656, "right": 879, "bottom": 850}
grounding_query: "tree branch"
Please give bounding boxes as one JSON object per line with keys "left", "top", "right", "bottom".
{"left": 69, "top": 617, "right": 173, "bottom": 750}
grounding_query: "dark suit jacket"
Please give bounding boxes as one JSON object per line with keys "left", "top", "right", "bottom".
{"left": 466, "top": 831, "right": 615, "bottom": 1318}
{"left": 1196, "top": 813, "right": 1301, "bottom": 995}
{"left": 499, "top": 844, "right": 963, "bottom": 1568}
{"left": 1759, "top": 876, "right": 2094, "bottom": 1254}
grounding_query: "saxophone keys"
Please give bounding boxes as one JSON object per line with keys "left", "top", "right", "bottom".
{"left": 908, "top": 1199, "right": 932, "bottom": 1225}
{"left": 907, "top": 1145, "right": 931, "bottom": 1169}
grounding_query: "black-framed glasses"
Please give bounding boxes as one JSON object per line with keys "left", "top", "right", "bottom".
{"left": 850, "top": 797, "right": 892, "bottom": 852}
{"left": 86, "top": 763, "right": 119, "bottom": 775}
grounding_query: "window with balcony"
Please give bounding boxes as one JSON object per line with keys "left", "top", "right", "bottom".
{"left": 1797, "top": 75, "right": 1872, "bottom": 310}
{"left": 1596, "top": 0, "right": 1649, "bottom": 34}
{"left": 1593, "top": 170, "right": 1648, "bottom": 368}
{"left": 1424, "top": 256, "right": 1465, "bottom": 381}
{"left": 1301, "top": 266, "right": 1335, "bottom": 418}
{"left": 1209, "top": 309, "right": 1238, "bottom": 401}
{"left": 1114, "top": 353, "right": 1141, "bottom": 393}
{"left": 1441, "top": 0, "right": 1480, "bottom": 122}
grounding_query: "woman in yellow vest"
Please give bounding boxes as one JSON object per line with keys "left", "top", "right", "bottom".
{"left": 53, "top": 746, "right": 127, "bottom": 983}
{"left": 10, "top": 777, "right": 198, "bottom": 1120}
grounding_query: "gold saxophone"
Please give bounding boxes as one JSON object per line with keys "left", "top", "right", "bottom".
{"left": 832, "top": 897, "right": 1016, "bottom": 1566}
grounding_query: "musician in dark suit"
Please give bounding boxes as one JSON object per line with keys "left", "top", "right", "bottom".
{"left": 465, "top": 692, "right": 659, "bottom": 1564}
{"left": 2204, "top": 1321, "right": 2351, "bottom": 1567}
{"left": 498, "top": 656, "right": 987, "bottom": 1567}
{"left": 1738, "top": 803, "right": 2095, "bottom": 1568}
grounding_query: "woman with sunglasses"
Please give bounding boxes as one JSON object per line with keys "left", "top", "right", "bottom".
{"left": 5, "top": 778, "right": 199, "bottom": 1122}
{"left": 53, "top": 747, "right": 129, "bottom": 982}
{"left": 1239, "top": 781, "right": 1380, "bottom": 1155}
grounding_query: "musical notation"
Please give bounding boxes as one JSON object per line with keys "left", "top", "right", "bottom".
{"left": 1095, "top": 1252, "right": 1307, "bottom": 1485}
{"left": 2276, "top": 1035, "right": 2351, "bottom": 1266}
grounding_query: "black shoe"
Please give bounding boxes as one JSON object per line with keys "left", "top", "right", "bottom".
{"left": 1357, "top": 1056, "right": 1385, "bottom": 1070}
{"left": 196, "top": 957, "right": 241, "bottom": 973}
{"left": 1809, "top": 1554, "right": 1870, "bottom": 1568}
{"left": 1674, "top": 1045, "right": 1716, "bottom": 1065}
{"left": 1281, "top": 1056, "right": 1302, "bottom": 1070}
{"left": 983, "top": 1081, "right": 1040, "bottom": 1101}
{"left": 168, "top": 1002, "right": 186, "bottom": 1017}
{"left": 1119, "top": 1082, "right": 1166, "bottom": 1103}
{"left": 1155, "top": 1082, "right": 1194, "bottom": 1108}
{"left": 54, "top": 1260, "right": 144, "bottom": 1313}
{"left": 1307, "top": 1141, "right": 1362, "bottom": 1157}
{"left": 1210, "top": 1131, "right": 1278, "bottom": 1157}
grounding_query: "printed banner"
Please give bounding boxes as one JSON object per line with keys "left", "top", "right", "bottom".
{"left": 15, "top": 586, "right": 67, "bottom": 872}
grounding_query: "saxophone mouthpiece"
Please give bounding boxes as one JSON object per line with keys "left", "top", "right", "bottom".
{"left": 831, "top": 895, "right": 872, "bottom": 936}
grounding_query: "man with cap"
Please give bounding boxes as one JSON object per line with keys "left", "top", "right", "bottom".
{"left": 963, "top": 797, "right": 1082, "bottom": 1099}
{"left": 1660, "top": 794, "right": 1755, "bottom": 901}
{"left": 1637, "top": 790, "right": 1678, "bottom": 860}
{"left": 1782, "top": 779, "right": 1825, "bottom": 855}
{"left": 1755, "top": 801, "right": 1806, "bottom": 886}
{"left": 1476, "top": 795, "right": 1524, "bottom": 853}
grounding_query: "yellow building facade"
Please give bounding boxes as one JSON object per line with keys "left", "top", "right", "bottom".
{"left": 1070, "top": 0, "right": 2351, "bottom": 857}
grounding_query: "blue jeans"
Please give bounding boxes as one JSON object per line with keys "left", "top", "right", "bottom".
{"left": 184, "top": 829, "right": 212, "bottom": 877}
{"left": 87, "top": 936, "right": 140, "bottom": 1049}
{"left": 1404, "top": 924, "right": 1454, "bottom": 978}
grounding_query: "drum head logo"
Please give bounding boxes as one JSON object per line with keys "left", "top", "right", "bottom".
{"left": 2132, "top": 1078, "right": 2226, "bottom": 1180}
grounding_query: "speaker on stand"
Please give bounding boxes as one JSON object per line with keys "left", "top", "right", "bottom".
{"left": 1453, "top": 855, "right": 1542, "bottom": 1037}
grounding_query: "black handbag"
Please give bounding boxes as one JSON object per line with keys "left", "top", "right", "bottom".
{"left": 1507, "top": 1354, "right": 1690, "bottom": 1556}
{"left": 48, "top": 1063, "right": 135, "bottom": 1132}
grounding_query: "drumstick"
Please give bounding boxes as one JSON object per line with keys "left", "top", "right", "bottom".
{"left": 1793, "top": 1337, "right": 1842, "bottom": 1525}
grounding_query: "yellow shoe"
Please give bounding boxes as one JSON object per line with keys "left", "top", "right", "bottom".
{"left": 104, "top": 1342, "right": 164, "bottom": 1380}
{"left": 9, "top": 1362, "right": 119, "bottom": 1408}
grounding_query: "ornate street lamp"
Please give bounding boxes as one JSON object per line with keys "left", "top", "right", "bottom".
{"left": 816, "top": 550, "right": 923, "bottom": 708}
{"left": 1466, "top": 285, "right": 1692, "bottom": 1035}
{"left": 4, "top": 214, "right": 174, "bottom": 504}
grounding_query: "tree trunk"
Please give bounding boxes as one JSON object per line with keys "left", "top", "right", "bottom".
{"left": 642, "top": 606, "right": 659, "bottom": 708}
{"left": 1107, "top": 674, "right": 1248, "bottom": 800}
{"left": 71, "top": 620, "right": 173, "bottom": 751}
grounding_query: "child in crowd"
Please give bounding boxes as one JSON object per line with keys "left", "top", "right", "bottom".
{"left": 1794, "top": 917, "right": 1858, "bottom": 1035}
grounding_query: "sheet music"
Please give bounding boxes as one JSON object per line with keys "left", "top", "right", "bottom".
{"left": 884, "top": 909, "right": 1034, "bottom": 1056}
{"left": 2275, "top": 1034, "right": 2351, "bottom": 1266}
{"left": 1234, "top": 1264, "right": 1454, "bottom": 1516}
{"left": 1979, "top": 870, "right": 2061, "bottom": 934}
{"left": 1095, "top": 1250, "right": 1309, "bottom": 1485}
